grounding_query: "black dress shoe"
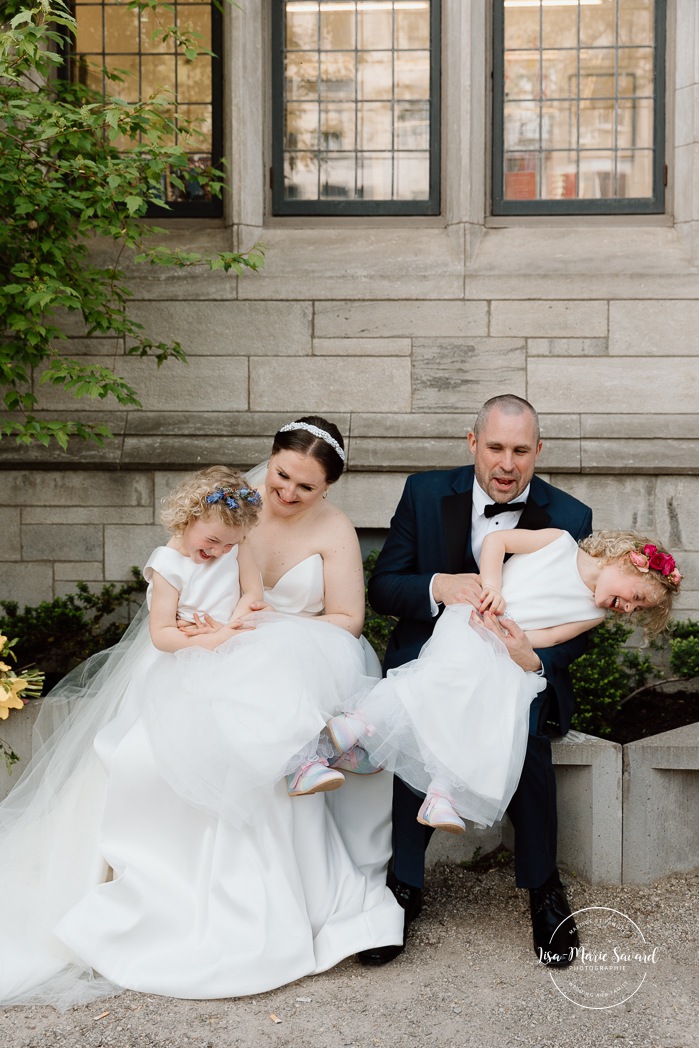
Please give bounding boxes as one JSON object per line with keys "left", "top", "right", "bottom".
{"left": 356, "top": 876, "right": 423, "bottom": 966}
{"left": 529, "top": 875, "right": 579, "bottom": 968}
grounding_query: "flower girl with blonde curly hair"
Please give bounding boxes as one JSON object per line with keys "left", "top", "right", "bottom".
{"left": 329, "top": 527, "right": 682, "bottom": 834}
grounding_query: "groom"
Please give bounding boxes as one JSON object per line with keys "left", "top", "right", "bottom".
{"left": 359, "top": 394, "right": 592, "bottom": 968}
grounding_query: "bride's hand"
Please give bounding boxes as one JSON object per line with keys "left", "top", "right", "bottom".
{"left": 177, "top": 612, "right": 223, "bottom": 636}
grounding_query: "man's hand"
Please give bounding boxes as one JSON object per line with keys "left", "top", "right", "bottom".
{"left": 482, "top": 613, "right": 542, "bottom": 673}
{"left": 433, "top": 572, "right": 482, "bottom": 607}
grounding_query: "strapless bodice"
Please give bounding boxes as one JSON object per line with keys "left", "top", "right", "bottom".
{"left": 263, "top": 554, "right": 324, "bottom": 615}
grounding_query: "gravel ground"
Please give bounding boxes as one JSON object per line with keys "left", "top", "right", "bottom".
{"left": 2, "top": 859, "right": 697, "bottom": 1048}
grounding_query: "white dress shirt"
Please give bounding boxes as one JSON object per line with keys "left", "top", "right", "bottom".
{"left": 429, "top": 478, "right": 530, "bottom": 616}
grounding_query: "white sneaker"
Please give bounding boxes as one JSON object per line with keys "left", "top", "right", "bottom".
{"left": 417, "top": 794, "right": 466, "bottom": 835}
{"left": 327, "top": 713, "right": 365, "bottom": 753}
{"left": 287, "top": 756, "right": 345, "bottom": 797}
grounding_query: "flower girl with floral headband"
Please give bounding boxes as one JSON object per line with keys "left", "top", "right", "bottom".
{"left": 328, "top": 528, "right": 682, "bottom": 834}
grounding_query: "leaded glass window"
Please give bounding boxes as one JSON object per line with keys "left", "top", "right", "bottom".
{"left": 492, "top": 0, "right": 666, "bottom": 214}
{"left": 66, "top": 0, "right": 222, "bottom": 216}
{"left": 272, "top": 0, "right": 441, "bottom": 216}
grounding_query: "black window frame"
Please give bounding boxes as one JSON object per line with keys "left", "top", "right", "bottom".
{"left": 271, "top": 0, "right": 441, "bottom": 217}
{"left": 63, "top": 0, "right": 224, "bottom": 219}
{"left": 492, "top": 0, "right": 666, "bottom": 216}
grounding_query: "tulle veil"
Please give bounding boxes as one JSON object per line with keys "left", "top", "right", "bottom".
{"left": 0, "top": 461, "right": 274, "bottom": 1007}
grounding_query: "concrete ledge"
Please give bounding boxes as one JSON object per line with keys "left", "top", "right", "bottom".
{"left": 550, "top": 730, "right": 623, "bottom": 886}
{"left": 0, "top": 700, "right": 41, "bottom": 802}
{"left": 622, "top": 722, "right": 699, "bottom": 885}
{"left": 427, "top": 730, "right": 623, "bottom": 885}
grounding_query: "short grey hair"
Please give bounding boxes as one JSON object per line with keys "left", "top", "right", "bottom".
{"left": 473, "top": 395, "right": 540, "bottom": 443}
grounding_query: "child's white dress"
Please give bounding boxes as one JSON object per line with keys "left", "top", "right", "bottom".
{"left": 0, "top": 548, "right": 402, "bottom": 1008}
{"left": 353, "top": 532, "right": 600, "bottom": 826}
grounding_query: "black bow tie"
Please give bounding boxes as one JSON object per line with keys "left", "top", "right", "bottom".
{"left": 483, "top": 501, "right": 526, "bottom": 518}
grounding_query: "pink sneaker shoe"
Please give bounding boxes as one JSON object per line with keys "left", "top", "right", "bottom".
{"left": 287, "top": 756, "right": 345, "bottom": 797}
{"left": 327, "top": 713, "right": 365, "bottom": 753}
{"left": 329, "top": 745, "right": 382, "bottom": 776}
{"left": 417, "top": 794, "right": 466, "bottom": 835}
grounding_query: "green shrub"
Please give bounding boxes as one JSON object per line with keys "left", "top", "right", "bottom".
{"left": 569, "top": 619, "right": 655, "bottom": 736}
{"left": 669, "top": 635, "right": 699, "bottom": 680}
{"left": 0, "top": 571, "right": 146, "bottom": 692}
{"left": 362, "top": 550, "right": 396, "bottom": 664}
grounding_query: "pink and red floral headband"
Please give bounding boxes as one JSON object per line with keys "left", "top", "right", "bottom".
{"left": 629, "top": 544, "right": 682, "bottom": 586}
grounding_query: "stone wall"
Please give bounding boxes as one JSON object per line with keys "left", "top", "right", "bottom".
{"left": 1, "top": 0, "right": 699, "bottom": 615}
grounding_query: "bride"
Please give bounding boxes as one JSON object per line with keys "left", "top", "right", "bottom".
{"left": 0, "top": 416, "right": 403, "bottom": 1008}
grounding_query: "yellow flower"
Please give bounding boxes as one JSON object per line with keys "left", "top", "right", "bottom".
{"left": 0, "top": 678, "right": 26, "bottom": 719}
{"left": 0, "top": 662, "right": 10, "bottom": 673}
{"left": 0, "top": 635, "right": 7, "bottom": 650}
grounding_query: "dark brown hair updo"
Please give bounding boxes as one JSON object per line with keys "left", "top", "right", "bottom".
{"left": 271, "top": 415, "right": 346, "bottom": 484}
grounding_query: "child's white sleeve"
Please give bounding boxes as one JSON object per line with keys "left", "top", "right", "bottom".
{"left": 143, "top": 547, "right": 187, "bottom": 609}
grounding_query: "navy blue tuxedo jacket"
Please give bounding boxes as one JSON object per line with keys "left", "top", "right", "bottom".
{"left": 368, "top": 465, "right": 593, "bottom": 734}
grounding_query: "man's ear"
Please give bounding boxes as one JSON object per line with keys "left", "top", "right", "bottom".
{"left": 467, "top": 431, "right": 477, "bottom": 456}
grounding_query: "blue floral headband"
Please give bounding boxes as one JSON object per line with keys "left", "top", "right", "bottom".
{"left": 205, "top": 486, "right": 262, "bottom": 510}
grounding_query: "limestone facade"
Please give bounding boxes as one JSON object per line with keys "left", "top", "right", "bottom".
{"left": 1, "top": 1, "right": 699, "bottom": 615}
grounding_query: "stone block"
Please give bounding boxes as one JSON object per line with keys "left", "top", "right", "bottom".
{"left": 609, "top": 300, "right": 699, "bottom": 356}
{"left": 655, "top": 475, "right": 699, "bottom": 551}
{"left": 556, "top": 475, "right": 656, "bottom": 532}
{"left": 0, "top": 701, "right": 42, "bottom": 803}
{"left": 0, "top": 509, "right": 21, "bottom": 560}
{"left": 0, "top": 563, "right": 53, "bottom": 605}
{"left": 237, "top": 226, "right": 467, "bottom": 301}
{"left": 528, "top": 338, "right": 608, "bottom": 357}
{"left": 536, "top": 440, "right": 581, "bottom": 473}
{"left": 491, "top": 300, "right": 607, "bottom": 338}
{"left": 250, "top": 358, "right": 411, "bottom": 414}
{"left": 529, "top": 358, "right": 699, "bottom": 414}
{"left": 539, "top": 414, "right": 581, "bottom": 439}
{"left": 350, "top": 413, "right": 472, "bottom": 439}
{"left": 36, "top": 356, "right": 249, "bottom": 413}
{"left": 54, "top": 561, "right": 105, "bottom": 581}
{"left": 0, "top": 417, "right": 125, "bottom": 468}
{"left": 425, "top": 824, "right": 504, "bottom": 871}
{"left": 349, "top": 438, "right": 468, "bottom": 473}
{"left": 23, "top": 507, "right": 154, "bottom": 525}
{"left": 57, "top": 338, "right": 123, "bottom": 357}
{"left": 472, "top": 226, "right": 693, "bottom": 282}
{"left": 121, "top": 436, "right": 274, "bottom": 470}
{"left": 104, "top": 525, "right": 169, "bottom": 580}
{"left": 582, "top": 414, "right": 699, "bottom": 438}
{"left": 314, "top": 300, "right": 489, "bottom": 339}
{"left": 127, "top": 301, "right": 313, "bottom": 357}
{"left": 312, "top": 338, "right": 411, "bottom": 357}
{"left": 465, "top": 271, "right": 699, "bottom": 302}
{"left": 581, "top": 439, "right": 699, "bottom": 474}
{"left": 412, "top": 338, "right": 525, "bottom": 412}
{"left": 329, "top": 472, "right": 408, "bottom": 529}
{"left": 551, "top": 731, "right": 623, "bottom": 886}
{"left": 622, "top": 723, "right": 699, "bottom": 884}
{"left": 22, "top": 524, "right": 103, "bottom": 562}
{"left": 1, "top": 471, "right": 152, "bottom": 509}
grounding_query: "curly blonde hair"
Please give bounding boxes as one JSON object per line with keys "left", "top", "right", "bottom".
{"left": 579, "top": 530, "right": 681, "bottom": 637}
{"left": 160, "top": 466, "right": 262, "bottom": 536}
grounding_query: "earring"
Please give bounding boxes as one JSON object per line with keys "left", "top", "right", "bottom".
{"left": 322, "top": 491, "right": 328, "bottom": 499}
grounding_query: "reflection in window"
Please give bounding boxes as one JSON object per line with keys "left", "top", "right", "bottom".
{"left": 493, "top": 0, "right": 665, "bottom": 214}
{"left": 272, "top": 0, "right": 440, "bottom": 215}
{"left": 67, "top": 0, "right": 221, "bottom": 215}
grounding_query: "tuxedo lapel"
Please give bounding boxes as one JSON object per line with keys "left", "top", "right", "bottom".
{"left": 517, "top": 492, "right": 552, "bottom": 532}
{"left": 442, "top": 488, "right": 473, "bottom": 573}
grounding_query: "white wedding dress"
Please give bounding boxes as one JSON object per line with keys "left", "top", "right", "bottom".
{"left": 351, "top": 533, "right": 600, "bottom": 826}
{"left": 0, "top": 549, "right": 402, "bottom": 1008}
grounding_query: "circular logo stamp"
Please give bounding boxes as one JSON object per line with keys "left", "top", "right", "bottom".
{"left": 545, "top": 906, "right": 660, "bottom": 1010}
